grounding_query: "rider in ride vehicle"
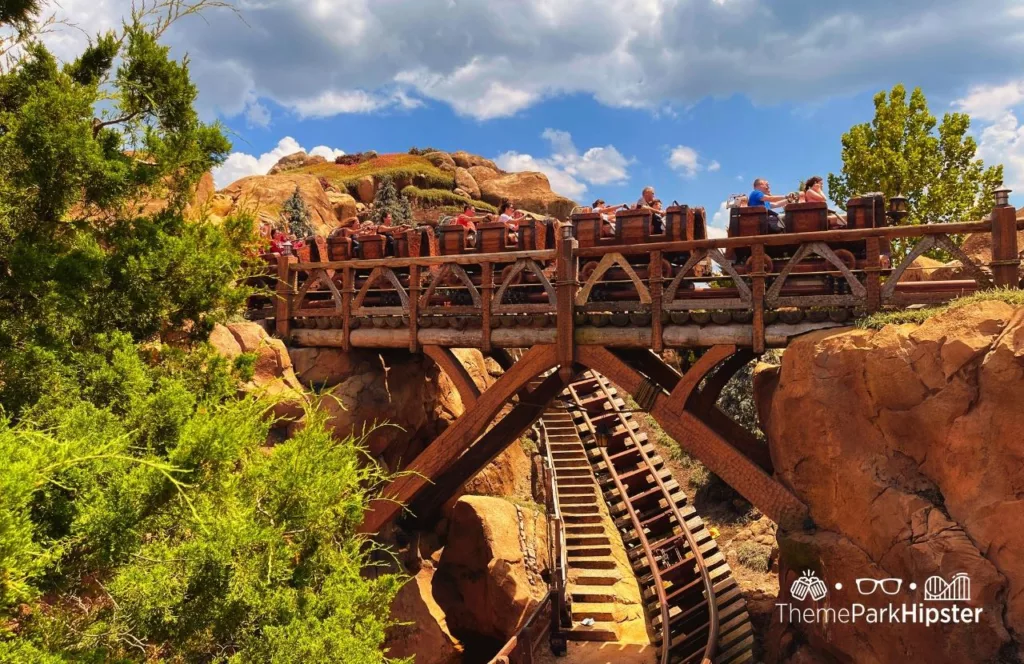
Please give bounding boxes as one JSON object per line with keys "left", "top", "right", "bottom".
{"left": 748, "top": 178, "right": 788, "bottom": 233}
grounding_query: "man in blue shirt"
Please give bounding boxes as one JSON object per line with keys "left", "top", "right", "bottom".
{"left": 748, "top": 178, "right": 789, "bottom": 232}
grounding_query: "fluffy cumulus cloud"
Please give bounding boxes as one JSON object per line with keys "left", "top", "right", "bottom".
{"left": 494, "top": 129, "right": 632, "bottom": 199}
{"left": 954, "top": 80, "right": 1024, "bottom": 190}
{"left": 709, "top": 201, "right": 729, "bottom": 239}
{"left": 212, "top": 137, "right": 346, "bottom": 188}
{"left": 668, "top": 145, "right": 719, "bottom": 178}
{"left": 36, "top": 0, "right": 1024, "bottom": 122}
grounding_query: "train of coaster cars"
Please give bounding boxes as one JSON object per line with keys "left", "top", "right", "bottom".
{"left": 261, "top": 194, "right": 891, "bottom": 311}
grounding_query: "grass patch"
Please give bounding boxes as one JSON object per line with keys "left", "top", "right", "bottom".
{"left": 402, "top": 186, "right": 497, "bottom": 213}
{"left": 735, "top": 541, "right": 772, "bottom": 573}
{"left": 519, "top": 435, "right": 538, "bottom": 455}
{"left": 688, "top": 463, "right": 712, "bottom": 491}
{"left": 297, "top": 153, "right": 455, "bottom": 191}
{"left": 856, "top": 287, "right": 1024, "bottom": 330}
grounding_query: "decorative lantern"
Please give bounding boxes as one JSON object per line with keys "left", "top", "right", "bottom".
{"left": 994, "top": 186, "right": 1012, "bottom": 208}
{"left": 594, "top": 424, "right": 612, "bottom": 449}
{"left": 561, "top": 221, "right": 574, "bottom": 240}
{"left": 887, "top": 194, "right": 908, "bottom": 225}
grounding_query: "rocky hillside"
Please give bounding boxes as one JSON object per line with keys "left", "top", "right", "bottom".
{"left": 755, "top": 300, "right": 1024, "bottom": 663}
{"left": 203, "top": 148, "right": 577, "bottom": 235}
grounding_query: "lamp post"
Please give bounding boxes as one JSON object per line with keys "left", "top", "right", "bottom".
{"left": 990, "top": 186, "right": 1019, "bottom": 287}
{"left": 994, "top": 185, "right": 1012, "bottom": 208}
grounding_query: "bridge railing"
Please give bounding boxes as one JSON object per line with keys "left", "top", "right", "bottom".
{"left": 264, "top": 201, "right": 1021, "bottom": 352}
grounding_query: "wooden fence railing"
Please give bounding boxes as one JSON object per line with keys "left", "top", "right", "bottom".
{"left": 254, "top": 204, "right": 1022, "bottom": 353}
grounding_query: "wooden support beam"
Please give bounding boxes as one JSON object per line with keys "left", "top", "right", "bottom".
{"left": 663, "top": 344, "right": 737, "bottom": 416}
{"left": 275, "top": 254, "right": 297, "bottom": 339}
{"left": 423, "top": 345, "right": 480, "bottom": 407}
{"left": 481, "top": 262, "right": 493, "bottom": 352}
{"left": 695, "top": 349, "right": 756, "bottom": 411}
{"left": 991, "top": 203, "right": 1021, "bottom": 287}
{"left": 556, "top": 230, "right": 577, "bottom": 380}
{"left": 610, "top": 348, "right": 681, "bottom": 393}
{"left": 407, "top": 369, "right": 573, "bottom": 526}
{"left": 575, "top": 346, "right": 809, "bottom": 530}
{"left": 359, "top": 344, "right": 558, "bottom": 534}
{"left": 408, "top": 264, "right": 420, "bottom": 352}
{"left": 864, "top": 236, "right": 881, "bottom": 313}
{"left": 750, "top": 244, "right": 766, "bottom": 354}
{"left": 341, "top": 266, "right": 353, "bottom": 352}
{"left": 650, "top": 251, "right": 664, "bottom": 353}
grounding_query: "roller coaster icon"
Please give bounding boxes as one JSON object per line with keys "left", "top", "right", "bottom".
{"left": 924, "top": 572, "right": 971, "bottom": 602}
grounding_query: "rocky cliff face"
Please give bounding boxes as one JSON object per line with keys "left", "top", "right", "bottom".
{"left": 755, "top": 302, "right": 1024, "bottom": 663}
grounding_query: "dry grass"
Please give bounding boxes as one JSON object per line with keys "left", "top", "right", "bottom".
{"left": 296, "top": 153, "right": 455, "bottom": 191}
{"left": 856, "top": 287, "right": 1024, "bottom": 329}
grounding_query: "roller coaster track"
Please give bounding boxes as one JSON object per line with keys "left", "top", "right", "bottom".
{"left": 543, "top": 370, "right": 754, "bottom": 664}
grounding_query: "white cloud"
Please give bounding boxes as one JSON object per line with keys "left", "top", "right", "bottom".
{"left": 245, "top": 101, "right": 271, "bottom": 128}
{"left": 309, "top": 145, "right": 346, "bottom": 161}
{"left": 955, "top": 80, "right": 1024, "bottom": 191}
{"left": 212, "top": 136, "right": 346, "bottom": 188}
{"left": 494, "top": 129, "right": 633, "bottom": 200}
{"left": 954, "top": 80, "right": 1024, "bottom": 122}
{"left": 34, "top": 0, "right": 1024, "bottom": 123}
{"left": 668, "top": 145, "right": 719, "bottom": 178}
{"left": 710, "top": 201, "right": 729, "bottom": 238}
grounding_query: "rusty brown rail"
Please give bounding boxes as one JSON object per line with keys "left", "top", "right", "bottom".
{"left": 565, "top": 372, "right": 753, "bottom": 664}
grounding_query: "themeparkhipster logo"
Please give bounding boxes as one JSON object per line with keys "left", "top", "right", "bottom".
{"left": 777, "top": 570, "right": 983, "bottom": 627}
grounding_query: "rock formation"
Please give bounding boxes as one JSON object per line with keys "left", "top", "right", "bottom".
{"left": 756, "top": 301, "right": 1024, "bottom": 663}
{"left": 479, "top": 171, "right": 577, "bottom": 220}
{"left": 268, "top": 151, "right": 326, "bottom": 175}
{"left": 209, "top": 321, "right": 306, "bottom": 421}
{"left": 454, "top": 167, "right": 481, "bottom": 200}
{"left": 433, "top": 496, "right": 550, "bottom": 642}
{"left": 384, "top": 567, "right": 463, "bottom": 664}
{"left": 213, "top": 173, "right": 341, "bottom": 235}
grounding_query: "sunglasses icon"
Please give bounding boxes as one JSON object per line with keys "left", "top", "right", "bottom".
{"left": 855, "top": 578, "right": 903, "bottom": 595}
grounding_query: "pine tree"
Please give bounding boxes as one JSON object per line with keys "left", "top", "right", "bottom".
{"left": 281, "top": 186, "right": 314, "bottom": 237}
{"left": 372, "top": 175, "right": 413, "bottom": 224}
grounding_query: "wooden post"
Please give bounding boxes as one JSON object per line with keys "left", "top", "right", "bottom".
{"left": 408, "top": 264, "right": 420, "bottom": 352}
{"left": 865, "top": 236, "right": 882, "bottom": 312}
{"left": 275, "top": 254, "right": 297, "bottom": 339}
{"left": 341, "top": 266, "right": 353, "bottom": 352}
{"left": 556, "top": 225, "right": 577, "bottom": 381}
{"left": 650, "top": 250, "right": 664, "bottom": 353}
{"left": 750, "top": 243, "right": 766, "bottom": 354}
{"left": 481, "top": 261, "right": 494, "bottom": 352}
{"left": 991, "top": 195, "right": 1020, "bottom": 288}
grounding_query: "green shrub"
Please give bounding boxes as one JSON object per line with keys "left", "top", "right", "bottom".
{"left": 299, "top": 154, "right": 455, "bottom": 192}
{"left": 401, "top": 186, "right": 497, "bottom": 213}
{"left": 735, "top": 541, "right": 771, "bottom": 573}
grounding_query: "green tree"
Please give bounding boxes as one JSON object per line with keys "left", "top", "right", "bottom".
{"left": 828, "top": 84, "right": 1003, "bottom": 258}
{"left": 282, "top": 185, "right": 315, "bottom": 238}
{"left": 372, "top": 175, "right": 413, "bottom": 224}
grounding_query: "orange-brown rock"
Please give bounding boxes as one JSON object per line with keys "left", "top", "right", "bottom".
{"left": 451, "top": 151, "right": 500, "bottom": 172}
{"left": 355, "top": 175, "right": 376, "bottom": 204}
{"left": 467, "top": 165, "right": 499, "bottom": 186}
{"left": 210, "top": 322, "right": 306, "bottom": 421}
{"left": 423, "top": 151, "right": 457, "bottom": 172}
{"left": 326, "top": 191, "right": 358, "bottom": 224}
{"left": 759, "top": 301, "right": 1024, "bottom": 662}
{"left": 959, "top": 226, "right": 1024, "bottom": 281}
{"left": 385, "top": 567, "right": 463, "bottom": 664}
{"left": 434, "top": 496, "right": 549, "bottom": 642}
{"left": 216, "top": 173, "right": 341, "bottom": 235}
{"left": 898, "top": 255, "right": 945, "bottom": 282}
{"left": 478, "top": 171, "right": 576, "bottom": 220}
{"left": 454, "top": 167, "right": 481, "bottom": 200}
{"left": 268, "top": 151, "right": 326, "bottom": 175}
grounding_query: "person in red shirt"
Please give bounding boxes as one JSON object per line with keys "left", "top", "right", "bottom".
{"left": 454, "top": 203, "right": 477, "bottom": 232}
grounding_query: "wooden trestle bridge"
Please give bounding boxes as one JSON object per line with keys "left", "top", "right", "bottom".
{"left": 252, "top": 198, "right": 1022, "bottom": 663}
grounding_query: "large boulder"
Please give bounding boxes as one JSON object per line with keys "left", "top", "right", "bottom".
{"left": 467, "top": 165, "right": 499, "bottom": 186}
{"left": 210, "top": 322, "right": 305, "bottom": 421}
{"left": 959, "top": 224, "right": 1024, "bottom": 282}
{"left": 454, "top": 167, "right": 480, "bottom": 200}
{"left": 434, "top": 496, "right": 549, "bottom": 642}
{"left": 268, "top": 151, "right": 326, "bottom": 175}
{"left": 385, "top": 567, "right": 462, "bottom": 664}
{"left": 423, "top": 151, "right": 457, "bottom": 172}
{"left": 478, "top": 171, "right": 577, "bottom": 220}
{"left": 758, "top": 301, "right": 1024, "bottom": 662}
{"left": 355, "top": 175, "right": 376, "bottom": 204}
{"left": 216, "top": 173, "right": 341, "bottom": 235}
{"left": 451, "top": 151, "right": 500, "bottom": 172}
{"left": 326, "top": 191, "right": 358, "bottom": 223}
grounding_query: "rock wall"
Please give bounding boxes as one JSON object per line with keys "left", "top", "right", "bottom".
{"left": 756, "top": 302, "right": 1024, "bottom": 663}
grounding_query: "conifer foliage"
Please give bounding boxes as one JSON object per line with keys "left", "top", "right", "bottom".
{"left": 372, "top": 175, "right": 413, "bottom": 224}
{"left": 282, "top": 185, "right": 315, "bottom": 238}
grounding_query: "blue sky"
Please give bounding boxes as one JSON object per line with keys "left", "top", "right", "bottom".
{"left": 38, "top": 0, "right": 1024, "bottom": 235}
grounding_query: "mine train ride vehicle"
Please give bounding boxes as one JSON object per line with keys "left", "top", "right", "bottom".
{"left": 248, "top": 193, "right": 895, "bottom": 316}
